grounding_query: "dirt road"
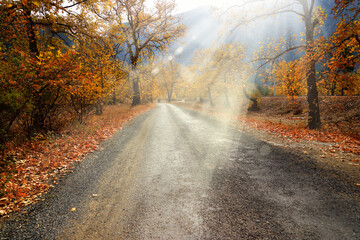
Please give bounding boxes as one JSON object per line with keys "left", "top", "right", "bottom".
{"left": 1, "top": 103, "right": 359, "bottom": 239}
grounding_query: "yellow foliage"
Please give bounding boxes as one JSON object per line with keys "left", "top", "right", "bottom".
{"left": 273, "top": 60, "right": 306, "bottom": 98}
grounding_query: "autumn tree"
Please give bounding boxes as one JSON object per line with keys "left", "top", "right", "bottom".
{"left": 317, "top": 37, "right": 359, "bottom": 96}
{"left": 333, "top": 0, "right": 360, "bottom": 48}
{"left": 321, "top": 0, "right": 360, "bottom": 95}
{"left": 155, "top": 58, "right": 182, "bottom": 102}
{"left": 68, "top": 36, "right": 118, "bottom": 122}
{"left": 189, "top": 43, "right": 249, "bottom": 107}
{"left": 212, "top": 43, "right": 248, "bottom": 107}
{"left": 0, "top": 0, "right": 96, "bottom": 135}
{"left": 230, "top": 0, "right": 324, "bottom": 129}
{"left": 111, "top": 0, "right": 185, "bottom": 106}
{"left": 273, "top": 60, "right": 306, "bottom": 98}
{"left": 136, "top": 60, "right": 161, "bottom": 103}
{"left": 190, "top": 47, "right": 219, "bottom": 106}
{"left": 0, "top": 0, "right": 128, "bottom": 139}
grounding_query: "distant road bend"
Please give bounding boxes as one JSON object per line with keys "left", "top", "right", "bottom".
{"left": 1, "top": 103, "right": 359, "bottom": 239}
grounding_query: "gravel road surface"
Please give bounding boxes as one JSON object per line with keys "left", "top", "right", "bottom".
{"left": 1, "top": 103, "right": 359, "bottom": 239}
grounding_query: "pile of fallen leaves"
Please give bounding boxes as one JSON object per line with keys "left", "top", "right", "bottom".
{"left": 0, "top": 104, "right": 154, "bottom": 216}
{"left": 233, "top": 116, "right": 360, "bottom": 155}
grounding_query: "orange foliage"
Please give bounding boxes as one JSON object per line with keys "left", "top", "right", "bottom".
{"left": 0, "top": 0, "right": 130, "bottom": 140}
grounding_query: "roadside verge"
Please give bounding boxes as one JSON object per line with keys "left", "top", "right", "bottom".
{"left": 0, "top": 104, "right": 155, "bottom": 216}
{"left": 175, "top": 102, "right": 360, "bottom": 189}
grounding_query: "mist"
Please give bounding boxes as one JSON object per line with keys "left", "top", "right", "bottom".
{"left": 135, "top": 0, "right": 337, "bottom": 129}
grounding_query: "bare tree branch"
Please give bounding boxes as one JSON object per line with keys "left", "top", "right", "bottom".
{"left": 254, "top": 45, "right": 306, "bottom": 69}
{"left": 231, "top": 9, "right": 304, "bottom": 32}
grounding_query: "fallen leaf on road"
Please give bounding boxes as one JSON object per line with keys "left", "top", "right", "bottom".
{"left": 349, "top": 163, "right": 359, "bottom": 166}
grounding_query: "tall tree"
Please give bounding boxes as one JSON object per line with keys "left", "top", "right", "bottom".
{"left": 333, "top": 0, "right": 360, "bottom": 36}
{"left": 330, "top": 0, "right": 360, "bottom": 93}
{"left": 190, "top": 47, "right": 218, "bottom": 106}
{"left": 190, "top": 43, "right": 249, "bottom": 107}
{"left": 0, "top": 0, "right": 95, "bottom": 135}
{"left": 212, "top": 43, "right": 248, "bottom": 107}
{"left": 157, "top": 59, "right": 182, "bottom": 102}
{"left": 230, "top": 0, "right": 324, "bottom": 129}
{"left": 136, "top": 59, "right": 161, "bottom": 103}
{"left": 112, "top": 0, "right": 185, "bottom": 106}
{"left": 0, "top": 0, "right": 128, "bottom": 137}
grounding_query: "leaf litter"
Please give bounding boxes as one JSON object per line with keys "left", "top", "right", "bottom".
{"left": 0, "top": 104, "right": 154, "bottom": 216}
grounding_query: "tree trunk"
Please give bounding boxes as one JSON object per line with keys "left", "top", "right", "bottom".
{"left": 306, "top": 60, "right": 321, "bottom": 129}
{"left": 208, "top": 87, "right": 214, "bottom": 106}
{"left": 248, "top": 98, "right": 259, "bottom": 111}
{"left": 243, "top": 88, "right": 259, "bottom": 111}
{"left": 132, "top": 77, "right": 141, "bottom": 106}
{"left": 32, "top": 111, "right": 45, "bottom": 132}
{"left": 112, "top": 87, "right": 117, "bottom": 105}
{"left": 167, "top": 89, "right": 172, "bottom": 102}
{"left": 330, "top": 80, "right": 336, "bottom": 96}
{"left": 25, "top": 10, "right": 39, "bottom": 57}
{"left": 130, "top": 60, "right": 141, "bottom": 106}
{"left": 95, "top": 101, "right": 103, "bottom": 115}
{"left": 224, "top": 87, "right": 230, "bottom": 107}
{"left": 304, "top": 9, "right": 321, "bottom": 129}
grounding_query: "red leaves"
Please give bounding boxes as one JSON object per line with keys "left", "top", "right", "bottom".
{"left": 16, "top": 192, "right": 27, "bottom": 198}
{"left": 0, "top": 104, "right": 154, "bottom": 217}
{"left": 237, "top": 116, "right": 360, "bottom": 155}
